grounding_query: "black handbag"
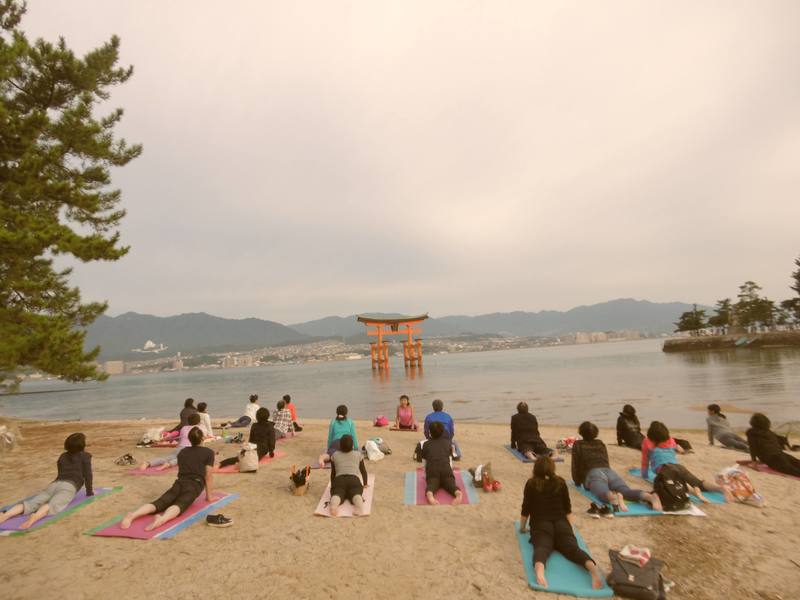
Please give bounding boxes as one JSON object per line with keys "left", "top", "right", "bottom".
{"left": 606, "top": 550, "right": 666, "bottom": 600}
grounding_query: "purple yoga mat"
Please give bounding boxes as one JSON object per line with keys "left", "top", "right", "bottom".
{"left": 0, "top": 488, "right": 111, "bottom": 532}
{"left": 415, "top": 468, "right": 472, "bottom": 505}
{"left": 89, "top": 492, "right": 233, "bottom": 540}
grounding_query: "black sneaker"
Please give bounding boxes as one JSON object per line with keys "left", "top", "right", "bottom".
{"left": 206, "top": 514, "right": 233, "bottom": 528}
{"left": 598, "top": 505, "right": 614, "bottom": 519}
{"left": 586, "top": 503, "right": 601, "bottom": 518}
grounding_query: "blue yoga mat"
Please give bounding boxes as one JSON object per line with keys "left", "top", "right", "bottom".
{"left": 570, "top": 484, "right": 662, "bottom": 517}
{"left": 504, "top": 445, "right": 564, "bottom": 463}
{"left": 628, "top": 469, "right": 726, "bottom": 504}
{"left": 514, "top": 521, "right": 612, "bottom": 597}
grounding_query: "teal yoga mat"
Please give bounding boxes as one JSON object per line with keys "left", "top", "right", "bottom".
{"left": 570, "top": 483, "right": 662, "bottom": 516}
{"left": 628, "top": 468, "right": 726, "bottom": 504}
{"left": 514, "top": 521, "right": 612, "bottom": 597}
{"left": 504, "top": 445, "right": 564, "bottom": 463}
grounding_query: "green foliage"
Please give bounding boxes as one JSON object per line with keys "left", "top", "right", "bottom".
{"left": 707, "top": 298, "right": 732, "bottom": 330}
{"left": 674, "top": 304, "right": 707, "bottom": 335}
{"left": 0, "top": 1, "right": 141, "bottom": 389}
{"left": 792, "top": 255, "right": 800, "bottom": 297}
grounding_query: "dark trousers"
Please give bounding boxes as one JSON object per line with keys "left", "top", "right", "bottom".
{"left": 766, "top": 452, "right": 800, "bottom": 477}
{"left": 425, "top": 464, "right": 458, "bottom": 496}
{"left": 531, "top": 518, "right": 593, "bottom": 567}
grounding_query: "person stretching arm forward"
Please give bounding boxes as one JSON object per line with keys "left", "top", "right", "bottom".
{"left": 120, "top": 427, "right": 215, "bottom": 531}
{"left": 329, "top": 435, "right": 368, "bottom": 517}
{"left": 421, "top": 421, "right": 463, "bottom": 505}
{"left": 0, "top": 433, "right": 93, "bottom": 530}
{"left": 519, "top": 456, "right": 604, "bottom": 590}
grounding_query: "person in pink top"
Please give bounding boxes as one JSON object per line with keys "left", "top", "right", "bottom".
{"left": 138, "top": 414, "right": 202, "bottom": 471}
{"left": 395, "top": 395, "right": 418, "bottom": 430}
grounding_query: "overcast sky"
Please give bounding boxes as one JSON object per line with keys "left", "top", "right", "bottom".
{"left": 23, "top": 1, "right": 800, "bottom": 323}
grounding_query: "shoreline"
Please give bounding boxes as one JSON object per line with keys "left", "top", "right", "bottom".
{"left": 663, "top": 330, "right": 800, "bottom": 352}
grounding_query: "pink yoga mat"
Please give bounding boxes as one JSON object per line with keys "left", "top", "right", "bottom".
{"left": 314, "top": 474, "right": 375, "bottom": 517}
{"left": 127, "top": 465, "right": 178, "bottom": 476}
{"left": 737, "top": 460, "right": 800, "bottom": 481}
{"left": 415, "top": 468, "right": 472, "bottom": 505}
{"left": 213, "top": 450, "right": 286, "bottom": 473}
{"left": 89, "top": 492, "right": 234, "bottom": 540}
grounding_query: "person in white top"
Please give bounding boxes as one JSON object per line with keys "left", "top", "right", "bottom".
{"left": 221, "top": 394, "right": 260, "bottom": 428}
{"left": 197, "top": 402, "right": 214, "bottom": 437}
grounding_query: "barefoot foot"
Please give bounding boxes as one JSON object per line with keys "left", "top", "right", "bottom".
{"left": 426, "top": 492, "right": 439, "bottom": 505}
{"left": 120, "top": 513, "right": 135, "bottom": 530}
{"left": 452, "top": 490, "right": 463, "bottom": 506}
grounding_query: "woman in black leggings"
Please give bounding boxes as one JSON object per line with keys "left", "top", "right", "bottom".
{"left": 519, "top": 456, "right": 603, "bottom": 590}
{"left": 747, "top": 413, "right": 800, "bottom": 477}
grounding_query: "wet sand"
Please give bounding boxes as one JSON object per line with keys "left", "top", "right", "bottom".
{"left": 1, "top": 418, "right": 799, "bottom": 600}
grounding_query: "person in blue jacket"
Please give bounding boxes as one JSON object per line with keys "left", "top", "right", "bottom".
{"left": 424, "top": 399, "right": 455, "bottom": 439}
{"left": 320, "top": 405, "right": 359, "bottom": 468}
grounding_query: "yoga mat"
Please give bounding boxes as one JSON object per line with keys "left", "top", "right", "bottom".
{"left": 213, "top": 450, "right": 286, "bottom": 473}
{"left": 137, "top": 440, "right": 178, "bottom": 448}
{"left": 86, "top": 492, "right": 238, "bottom": 540}
{"left": 570, "top": 484, "right": 706, "bottom": 517}
{"left": 389, "top": 426, "right": 418, "bottom": 432}
{"left": 737, "top": 460, "right": 800, "bottom": 481}
{"left": 628, "top": 469, "right": 726, "bottom": 504}
{"left": 514, "top": 521, "right": 613, "bottom": 597}
{"left": 403, "top": 468, "right": 479, "bottom": 505}
{"left": 0, "top": 487, "right": 121, "bottom": 536}
{"left": 505, "top": 445, "right": 534, "bottom": 462}
{"left": 314, "top": 474, "right": 375, "bottom": 517}
{"left": 127, "top": 465, "right": 177, "bottom": 476}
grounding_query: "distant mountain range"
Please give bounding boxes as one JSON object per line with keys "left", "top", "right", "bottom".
{"left": 85, "top": 299, "right": 701, "bottom": 360}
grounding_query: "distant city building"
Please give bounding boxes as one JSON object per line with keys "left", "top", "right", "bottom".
{"left": 222, "top": 354, "right": 236, "bottom": 369}
{"left": 103, "top": 360, "right": 125, "bottom": 375}
{"left": 172, "top": 352, "right": 184, "bottom": 371}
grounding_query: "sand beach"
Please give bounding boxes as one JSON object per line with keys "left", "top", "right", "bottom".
{"left": 1, "top": 418, "right": 799, "bottom": 600}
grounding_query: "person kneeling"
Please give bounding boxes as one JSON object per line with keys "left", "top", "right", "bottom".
{"left": 121, "top": 427, "right": 215, "bottom": 531}
{"left": 519, "top": 455, "right": 604, "bottom": 590}
{"left": 422, "top": 421, "right": 463, "bottom": 505}
{"left": 329, "top": 434, "right": 368, "bottom": 516}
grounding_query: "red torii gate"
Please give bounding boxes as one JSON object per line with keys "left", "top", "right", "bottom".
{"left": 356, "top": 313, "right": 428, "bottom": 370}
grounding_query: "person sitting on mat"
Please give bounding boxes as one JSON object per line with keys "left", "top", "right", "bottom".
{"left": 519, "top": 455, "right": 604, "bottom": 590}
{"left": 424, "top": 399, "right": 454, "bottom": 440}
{"left": 616, "top": 404, "right": 645, "bottom": 449}
{"left": 642, "top": 421, "right": 732, "bottom": 503}
{"left": 422, "top": 421, "right": 463, "bottom": 505}
{"left": 572, "top": 421, "right": 661, "bottom": 513}
{"left": 319, "top": 405, "right": 359, "bottom": 468}
{"left": 138, "top": 413, "right": 202, "bottom": 471}
{"left": 511, "top": 402, "right": 554, "bottom": 459}
{"left": 618, "top": 404, "right": 693, "bottom": 452}
{"left": 168, "top": 397, "right": 198, "bottom": 433}
{"left": 747, "top": 413, "right": 800, "bottom": 477}
{"left": 707, "top": 404, "right": 749, "bottom": 451}
{"left": 283, "top": 394, "right": 303, "bottom": 432}
{"left": 197, "top": 402, "right": 214, "bottom": 438}
{"left": 272, "top": 400, "right": 294, "bottom": 439}
{"left": 329, "top": 434, "right": 369, "bottom": 516}
{"left": 218, "top": 407, "right": 276, "bottom": 467}
{"left": 221, "top": 394, "right": 260, "bottom": 429}
{"left": 395, "top": 394, "right": 418, "bottom": 430}
{"left": 0, "top": 433, "right": 93, "bottom": 530}
{"left": 121, "top": 426, "right": 215, "bottom": 531}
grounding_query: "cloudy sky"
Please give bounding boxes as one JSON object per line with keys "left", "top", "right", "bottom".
{"left": 23, "top": 1, "right": 800, "bottom": 323}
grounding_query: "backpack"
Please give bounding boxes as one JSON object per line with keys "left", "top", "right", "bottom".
{"left": 606, "top": 549, "right": 666, "bottom": 600}
{"left": 374, "top": 415, "right": 389, "bottom": 427}
{"left": 716, "top": 466, "right": 764, "bottom": 507}
{"left": 653, "top": 465, "right": 691, "bottom": 512}
{"left": 364, "top": 439, "right": 385, "bottom": 461}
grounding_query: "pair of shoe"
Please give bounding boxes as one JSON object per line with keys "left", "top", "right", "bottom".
{"left": 114, "top": 453, "right": 137, "bottom": 466}
{"left": 586, "top": 503, "right": 614, "bottom": 518}
{"left": 206, "top": 514, "right": 233, "bottom": 528}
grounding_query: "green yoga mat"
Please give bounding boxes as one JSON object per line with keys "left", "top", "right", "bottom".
{"left": 514, "top": 521, "right": 612, "bottom": 597}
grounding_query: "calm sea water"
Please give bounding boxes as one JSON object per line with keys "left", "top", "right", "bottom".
{"left": 3, "top": 339, "right": 799, "bottom": 429}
